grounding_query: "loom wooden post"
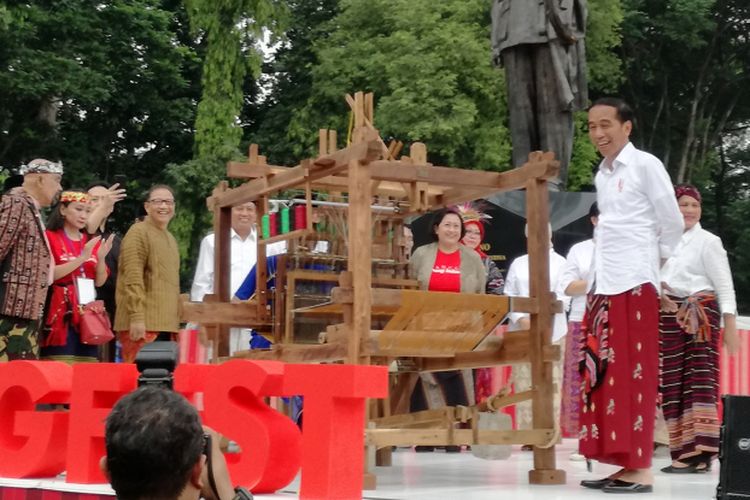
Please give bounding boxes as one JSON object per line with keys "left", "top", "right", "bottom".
{"left": 525, "top": 158, "right": 565, "bottom": 485}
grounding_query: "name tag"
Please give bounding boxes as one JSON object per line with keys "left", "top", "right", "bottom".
{"left": 76, "top": 277, "right": 96, "bottom": 305}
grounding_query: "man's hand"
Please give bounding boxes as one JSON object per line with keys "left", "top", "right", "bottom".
{"left": 129, "top": 321, "right": 146, "bottom": 341}
{"left": 99, "top": 183, "right": 128, "bottom": 217}
{"left": 200, "top": 426, "right": 236, "bottom": 500}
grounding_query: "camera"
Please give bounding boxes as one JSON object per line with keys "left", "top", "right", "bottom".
{"left": 135, "top": 341, "right": 179, "bottom": 389}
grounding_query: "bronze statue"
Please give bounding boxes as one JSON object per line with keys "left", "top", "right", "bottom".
{"left": 491, "top": 0, "right": 588, "bottom": 188}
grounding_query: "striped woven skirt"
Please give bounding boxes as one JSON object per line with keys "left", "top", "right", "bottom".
{"left": 659, "top": 294, "right": 721, "bottom": 462}
{"left": 560, "top": 321, "right": 583, "bottom": 438}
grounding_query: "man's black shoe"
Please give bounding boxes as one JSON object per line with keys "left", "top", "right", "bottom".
{"left": 602, "top": 479, "right": 653, "bottom": 493}
{"left": 580, "top": 477, "right": 612, "bottom": 489}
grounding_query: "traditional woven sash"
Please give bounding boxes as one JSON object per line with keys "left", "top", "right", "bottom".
{"left": 675, "top": 291, "right": 716, "bottom": 342}
{"left": 579, "top": 293, "right": 610, "bottom": 406}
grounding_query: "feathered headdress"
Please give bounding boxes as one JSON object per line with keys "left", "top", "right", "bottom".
{"left": 455, "top": 202, "right": 492, "bottom": 257}
{"left": 455, "top": 202, "right": 492, "bottom": 225}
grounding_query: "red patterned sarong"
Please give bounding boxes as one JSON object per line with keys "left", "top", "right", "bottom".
{"left": 578, "top": 283, "right": 659, "bottom": 469}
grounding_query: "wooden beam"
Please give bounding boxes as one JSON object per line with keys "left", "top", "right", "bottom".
{"left": 426, "top": 155, "right": 561, "bottom": 207}
{"left": 180, "top": 301, "right": 268, "bottom": 327}
{"left": 365, "top": 428, "right": 555, "bottom": 447}
{"left": 216, "top": 139, "right": 383, "bottom": 208}
{"left": 346, "top": 156, "right": 372, "bottom": 364}
{"left": 226, "top": 161, "right": 273, "bottom": 179}
{"left": 231, "top": 343, "right": 348, "bottom": 362}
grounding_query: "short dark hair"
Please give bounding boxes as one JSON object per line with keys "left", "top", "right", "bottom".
{"left": 145, "top": 184, "right": 174, "bottom": 202}
{"left": 588, "top": 201, "right": 599, "bottom": 218}
{"left": 105, "top": 387, "right": 204, "bottom": 500}
{"left": 590, "top": 97, "right": 634, "bottom": 125}
{"left": 46, "top": 188, "right": 87, "bottom": 231}
{"left": 429, "top": 208, "right": 465, "bottom": 242}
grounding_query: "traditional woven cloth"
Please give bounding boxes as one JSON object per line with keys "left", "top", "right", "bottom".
{"left": 560, "top": 321, "right": 583, "bottom": 437}
{"left": 578, "top": 284, "right": 659, "bottom": 469}
{"left": 659, "top": 293, "right": 721, "bottom": 462}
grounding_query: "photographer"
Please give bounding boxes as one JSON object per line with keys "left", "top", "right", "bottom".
{"left": 101, "top": 386, "right": 237, "bottom": 500}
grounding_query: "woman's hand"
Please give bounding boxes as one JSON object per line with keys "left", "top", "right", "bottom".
{"left": 97, "top": 234, "right": 115, "bottom": 260}
{"left": 723, "top": 314, "right": 740, "bottom": 356}
{"left": 82, "top": 236, "right": 102, "bottom": 260}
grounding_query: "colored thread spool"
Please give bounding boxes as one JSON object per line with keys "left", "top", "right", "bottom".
{"left": 261, "top": 214, "right": 270, "bottom": 239}
{"left": 294, "top": 204, "right": 307, "bottom": 230}
{"left": 269, "top": 212, "right": 278, "bottom": 237}
{"left": 280, "top": 207, "right": 290, "bottom": 233}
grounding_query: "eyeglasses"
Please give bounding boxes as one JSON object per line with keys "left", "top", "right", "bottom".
{"left": 148, "top": 199, "right": 175, "bottom": 206}
{"left": 465, "top": 229, "right": 482, "bottom": 236}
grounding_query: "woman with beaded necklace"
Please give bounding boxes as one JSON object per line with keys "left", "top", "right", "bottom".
{"left": 40, "top": 190, "right": 113, "bottom": 363}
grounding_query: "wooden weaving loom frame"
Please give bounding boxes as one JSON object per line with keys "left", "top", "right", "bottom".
{"left": 180, "top": 91, "right": 566, "bottom": 487}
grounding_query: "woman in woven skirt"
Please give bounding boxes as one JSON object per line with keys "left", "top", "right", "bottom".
{"left": 659, "top": 184, "right": 739, "bottom": 473}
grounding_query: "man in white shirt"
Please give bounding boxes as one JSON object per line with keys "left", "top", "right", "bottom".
{"left": 191, "top": 202, "right": 257, "bottom": 354}
{"left": 558, "top": 202, "right": 597, "bottom": 459}
{"left": 504, "top": 225, "right": 569, "bottom": 433}
{"left": 579, "top": 98, "right": 683, "bottom": 493}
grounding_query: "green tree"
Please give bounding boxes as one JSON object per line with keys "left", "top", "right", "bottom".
{"left": 288, "top": 0, "right": 511, "bottom": 171}
{"left": 169, "top": 0, "right": 282, "bottom": 285}
{"left": 243, "top": 0, "right": 339, "bottom": 166}
{"left": 184, "top": 0, "right": 280, "bottom": 159}
{"left": 0, "top": 0, "right": 202, "bottom": 236}
{"left": 618, "top": 0, "right": 750, "bottom": 183}
{"left": 567, "top": 0, "right": 625, "bottom": 191}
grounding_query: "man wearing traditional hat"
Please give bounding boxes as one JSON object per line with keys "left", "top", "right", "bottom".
{"left": 0, "top": 159, "right": 63, "bottom": 361}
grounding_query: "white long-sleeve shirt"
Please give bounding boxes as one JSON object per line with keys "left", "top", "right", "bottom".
{"left": 593, "top": 142, "right": 684, "bottom": 295}
{"left": 660, "top": 223, "right": 737, "bottom": 315}
{"left": 559, "top": 238, "right": 594, "bottom": 322}
{"left": 504, "top": 249, "right": 570, "bottom": 341}
{"left": 190, "top": 229, "right": 258, "bottom": 301}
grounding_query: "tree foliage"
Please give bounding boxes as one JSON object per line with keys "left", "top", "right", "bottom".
{"left": 617, "top": 0, "right": 750, "bottom": 183}
{"left": 185, "top": 0, "right": 280, "bottom": 159}
{"left": 0, "top": 0, "right": 202, "bottom": 235}
{"left": 285, "top": 0, "right": 512, "bottom": 171}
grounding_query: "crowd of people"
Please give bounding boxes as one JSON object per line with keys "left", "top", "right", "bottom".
{"left": 401, "top": 97, "right": 739, "bottom": 494}
{"left": 0, "top": 96, "right": 740, "bottom": 495}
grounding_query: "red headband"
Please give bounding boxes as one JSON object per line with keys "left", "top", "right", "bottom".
{"left": 675, "top": 185, "right": 701, "bottom": 203}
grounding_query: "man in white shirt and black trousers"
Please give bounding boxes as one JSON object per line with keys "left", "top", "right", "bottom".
{"left": 578, "top": 97, "right": 684, "bottom": 494}
{"left": 191, "top": 202, "right": 258, "bottom": 354}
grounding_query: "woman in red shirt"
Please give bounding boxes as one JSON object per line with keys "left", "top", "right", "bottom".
{"left": 41, "top": 190, "right": 113, "bottom": 363}
{"left": 408, "top": 208, "right": 485, "bottom": 451}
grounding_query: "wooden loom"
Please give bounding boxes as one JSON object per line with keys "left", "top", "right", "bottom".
{"left": 180, "top": 91, "right": 566, "bottom": 487}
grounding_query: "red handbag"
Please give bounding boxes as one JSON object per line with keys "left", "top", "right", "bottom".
{"left": 78, "top": 300, "right": 114, "bottom": 345}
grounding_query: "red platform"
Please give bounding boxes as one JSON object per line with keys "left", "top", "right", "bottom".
{"left": 0, "top": 477, "right": 112, "bottom": 500}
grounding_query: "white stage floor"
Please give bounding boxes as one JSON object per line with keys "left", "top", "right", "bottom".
{"left": 261, "top": 439, "right": 719, "bottom": 499}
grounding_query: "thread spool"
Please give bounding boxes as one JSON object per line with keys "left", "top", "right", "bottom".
{"left": 261, "top": 214, "right": 270, "bottom": 239}
{"left": 294, "top": 204, "right": 307, "bottom": 230}
{"left": 269, "top": 212, "right": 278, "bottom": 237}
{"left": 280, "top": 206, "right": 290, "bottom": 233}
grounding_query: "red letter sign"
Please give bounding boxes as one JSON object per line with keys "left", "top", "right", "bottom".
{"left": 0, "top": 361, "right": 72, "bottom": 477}
{"left": 284, "top": 364, "right": 388, "bottom": 499}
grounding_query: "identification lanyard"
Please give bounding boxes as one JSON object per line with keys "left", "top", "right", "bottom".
{"left": 61, "top": 231, "right": 96, "bottom": 305}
